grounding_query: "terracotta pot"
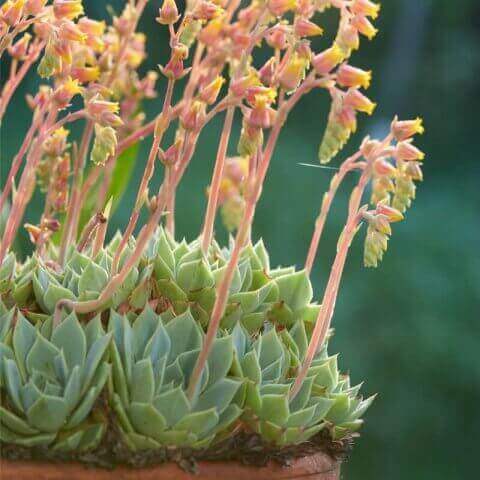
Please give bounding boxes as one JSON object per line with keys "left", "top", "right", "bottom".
{"left": 1, "top": 452, "right": 340, "bottom": 479}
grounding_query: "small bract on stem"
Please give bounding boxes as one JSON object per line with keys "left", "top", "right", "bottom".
{"left": 0, "top": 0, "right": 425, "bottom": 453}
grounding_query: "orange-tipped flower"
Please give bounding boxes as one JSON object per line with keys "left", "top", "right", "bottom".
{"left": 53, "top": 77, "right": 83, "bottom": 107}
{"left": 351, "top": 0, "right": 381, "bottom": 19}
{"left": 294, "top": 18, "right": 323, "bottom": 38}
{"left": 395, "top": 140, "right": 425, "bottom": 161}
{"left": 391, "top": 117, "right": 425, "bottom": 141}
{"left": 53, "top": 0, "right": 84, "bottom": 20}
{"left": 267, "top": 0, "right": 297, "bottom": 17}
{"left": 312, "top": 44, "right": 344, "bottom": 75}
{"left": 1, "top": 0, "right": 25, "bottom": 26}
{"left": 199, "top": 76, "right": 224, "bottom": 105}
{"left": 278, "top": 54, "right": 307, "bottom": 91}
{"left": 374, "top": 159, "right": 397, "bottom": 177}
{"left": 376, "top": 203, "right": 404, "bottom": 222}
{"left": 156, "top": 0, "right": 179, "bottom": 25}
{"left": 351, "top": 14, "right": 377, "bottom": 40}
{"left": 336, "top": 64, "right": 372, "bottom": 89}
{"left": 71, "top": 66, "right": 100, "bottom": 83}
{"left": 266, "top": 23, "right": 289, "bottom": 50}
{"left": 344, "top": 88, "right": 376, "bottom": 115}
{"left": 59, "top": 19, "right": 87, "bottom": 42}
{"left": 24, "top": 0, "right": 47, "bottom": 16}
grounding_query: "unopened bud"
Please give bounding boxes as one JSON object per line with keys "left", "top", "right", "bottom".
{"left": 337, "top": 64, "right": 372, "bottom": 89}
{"left": 156, "top": 0, "right": 179, "bottom": 25}
{"left": 312, "top": 44, "right": 344, "bottom": 75}
{"left": 351, "top": 14, "right": 377, "bottom": 40}
{"left": 344, "top": 88, "right": 376, "bottom": 114}
{"left": 8, "top": 33, "right": 31, "bottom": 59}
{"left": 376, "top": 203, "right": 404, "bottom": 222}
{"left": 395, "top": 140, "right": 425, "bottom": 162}
{"left": 351, "top": 0, "right": 381, "bottom": 19}
{"left": 53, "top": 0, "right": 84, "bottom": 20}
{"left": 91, "top": 125, "right": 117, "bottom": 166}
{"left": 391, "top": 117, "right": 424, "bottom": 141}
{"left": 294, "top": 18, "right": 323, "bottom": 38}
{"left": 199, "top": 76, "right": 224, "bottom": 105}
{"left": 267, "top": 0, "right": 297, "bottom": 17}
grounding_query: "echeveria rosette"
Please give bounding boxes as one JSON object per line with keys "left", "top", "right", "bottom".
{"left": 108, "top": 305, "right": 243, "bottom": 450}
{"left": 0, "top": 307, "right": 111, "bottom": 451}
{"left": 233, "top": 322, "right": 375, "bottom": 446}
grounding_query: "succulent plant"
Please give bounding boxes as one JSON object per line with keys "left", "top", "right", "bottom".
{"left": 0, "top": 305, "right": 111, "bottom": 451}
{"left": 109, "top": 306, "right": 242, "bottom": 450}
{"left": 0, "top": 0, "right": 424, "bottom": 467}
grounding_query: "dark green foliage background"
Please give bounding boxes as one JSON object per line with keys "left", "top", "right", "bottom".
{"left": 1, "top": 1, "right": 479, "bottom": 477}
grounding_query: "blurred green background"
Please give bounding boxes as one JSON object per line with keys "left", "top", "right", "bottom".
{"left": 1, "top": 1, "right": 479, "bottom": 478}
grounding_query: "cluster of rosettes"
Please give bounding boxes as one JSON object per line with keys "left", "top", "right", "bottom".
{"left": 0, "top": 228, "right": 373, "bottom": 450}
{"left": 362, "top": 117, "right": 425, "bottom": 267}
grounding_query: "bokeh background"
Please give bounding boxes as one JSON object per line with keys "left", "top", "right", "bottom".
{"left": 1, "top": 1, "right": 479, "bottom": 478}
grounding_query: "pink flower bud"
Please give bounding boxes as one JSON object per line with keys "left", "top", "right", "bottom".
{"left": 180, "top": 101, "right": 206, "bottom": 131}
{"left": 199, "top": 76, "right": 224, "bottom": 105}
{"left": 336, "top": 64, "right": 372, "bottom": 89}
{"left": 336, "top": 105, "right": 357, "bottom": 132}
{"left": 259, "top": 58, "right": 277, "bottom": 86}
{"left": 278, "top": 54, "right": 307, "bottom": 91}
{"left": 267, "top": 0, "right": 297, "bottom": 17}
{"left": 53, "top": 0, "right": 84, "bottom": 20}
{"left": 405, "top": 161, "right": 423, "bottom": 181}
{"left": 24, "top": 0, "right": 48, "bottom": 16}
{"left": 53, "top": 77, "right": 83, "bottom": 108}
{"left": 266, "top": 24, "right": 289, "bottom": 50}
{"left": 1, "top": 0, "right": 24, "bottom": 26}
{"left": 391, "top": 117, "right": 424, "bottom": 141}
{"left": 351, "top": 14, "right": 377, "bottom": 40}
{"left": 248, "top": 105, "right": 277, "bottom": 129}
{"left": 337, "top": 22, "right": 360, "bottom": 51}
{"left": 192, "top": 1, "right": 223, "bottom": 21}
{"left": 159, "top": 138, "right": 182, "bottom": 166}
{"left": 58, "top": 19, "right": 87, "bottom": 42}
{"left": 156, "top": 0, "right": 179, "bottom": 25}
{"left": 312, "top": 44, "right": 344, "bottom": 75}
{"left": 374, "top": 159, "right": 396, "bottom": 176}
{"left": 8, "top": 33, "right": 31, "bottom": 59}
{"left": 395, "top": 140, "right": 425, "bottom": 161}
{"left": 372, "top": 214, "right": 392, "bottom": 235}
{"left": 230, "top": 72, "right": 260, "bottom": 97}
{"left": 344, "top": 88, "right": 376, "bottom": 114}
{"left": 351, "top": 0, "right": 381, "bottom": 19}
{"left": 376, "top": 203, "right": 404, "bottom": 222}
{"left": 294, "top": 18, "right": 323, "bottom": 38}
{"left": 71, "top": 66, "right": 100, "bottom": 83}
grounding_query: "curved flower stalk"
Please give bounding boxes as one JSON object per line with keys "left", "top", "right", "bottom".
{"left": 0, "top": 306, "right": 111, "bottom": 450}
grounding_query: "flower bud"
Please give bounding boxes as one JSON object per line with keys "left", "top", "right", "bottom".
{"left": 198, "top": 17, "right": 224, "bottom": 45}
{"left": 312, "top": 44, "right": 344, "bottom": 75}
{"left": 199, "top": 76, "right": 224, "bottom": 105}
{"left": 24, "top": 0, "right": 47, "bottom": 16}
{"left": 91, "top": 124, "right": 117, "bottom": 166}
{"left": 8, "top": 33, "right": 31, "bottom": 59}
{"left": 24, "top": 224, "right": 42, "bottom": 245}
{"left": 180, "top": 101, "right": 206, "bottom": 131}
{"left": 376, "top": 203, "right": 404, "bottom": 222}
{"left": 351, "top": 0, "right": 381, "bottom": 19}
{"left": 42, "top": 127, "right": 69, "bottom": 157}
{"left": 395, "top": 140, "right": 425, "bottom": 161}
{"left": 344, "top": 88, "right": 376, "bottom": 114}
{"left": 336, "top": 64, "right": 371, "bottom": 89}
{"left": 53, "top": 0, "right": 84, "bottom": 20}
{"left": 87, "top": 96, "right": 123, "bottom": 127}
{"left": 351, "top": 14, "right": 377, "bottom": 40}
{"left": 278, "top": 53, "right": 307, "bottom": 91}
{"left": 266, "top": 24, "right": 289, "bottom": 50}
{"left": 294, "top": 18, "right": 323, "bottom": 38}
{"left": 192, "top": 1, "right": 223, "bottom": 21}
{"left": 391, "top": 117, "right": 424, "bottom": 141}
{"left": 53, "top": 77, "right": 83, "bottom": 108}
{"left": 267, "top": 0, "right": 297, "bottom": 17}
{"left": 230, "top": 71, "right": 260, "bottom": 97}
{"left": 337, "top": 21, "right": 360, "bottom": 52}
{"left": 221, "top": 195, "right": 245, "bottom": 232}
{"left": 259, "top": 57, "right": 277, "bottom": 86}
{"left": 71, "top": 66, "right": 100, "bottom": 83}
{"left": 373, "top": 159, "right": 396, "bottom": 176}
{"left": 1, "top": 0, "right": 24, "bottom": 26}
{"left": 238, "top": 121, "right": 263, "bottom": 156}
{"left": 159, "top": 138, "right": 182, "bottom": 166}
{"left": 156, "top": 0, "right": 179, "bottom": 25}
{"left": 405, "top": 161, "right": 423, "bottom": 181}
{"left": 371, "top": 214, "right": 392, "bottom": 235}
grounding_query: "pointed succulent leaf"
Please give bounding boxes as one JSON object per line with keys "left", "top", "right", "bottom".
{"left": 0, "top": 406, "right": 39, "bottom": 435}
{"left": 43, "top": 284, "right": 77, "bottom": 313}
{"left": 230, "top": 282, "right": 273, "bottom": 314}
{"left": 25, "top": 333, "right": 60, "bottom": 381}
{"left": 78, "top": 260, "right": 109, "bottom": 296}
{"left": 174, "top": 408, "right": 219, "bottom": 436}
{"left": 241, "top": 350, "right": 261, "bottom": 384}
{"left": 206, "top": 336, "right": 234, "bottom": 388}
{"left": 27, "top": 394, "right": 69, "bottom": 432}
{"left": 132, "top": 305, "right": 160, "bottom": 359}
{"left": 131, "top": 359, "right": 155, "bottom": 403}
{"left": 275, "top": 270, "right": 313, "bottom": 312}
{"left": 12, "top": 313, "right": 37, "bottom": 381}
{"left": 258, "top": 328, "right": 284, "bottom": 371}
{"left": 128, "top": 402, "right": 167, "bottom": 440}
{"left": 0, "top": 308, "right": 14, "bottom": 341}
{"left": 51, "top": 313, "right": 86, "bottom": 371}
{"left": 165, "top": 310, "right": 202, "bottom": 363}
{"left": 195, "top": 378, "right": 241, "bottom": 414}
{"left": 286, "top": 404, "right": 317, "bottom": 428}
{"left": 260, "top": 394, "right": 290, "bottom": 426}
{"left": 81, "top": 333, "right": 111, "bottom": 394}
{"left": 177, "top": 259, "right": 214, "bottom": 293}
{"left": 153, "top": 387, "right": 191, "bottom": 427}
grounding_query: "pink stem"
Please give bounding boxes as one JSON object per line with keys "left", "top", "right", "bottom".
{"left": 290, "top": 170, "right": 373, "bottom": 400}
{"left": 200, "top": 106, "right": 235, "bottom": 252}
{"left": 304, "top": 152, "right": 363, "bottom": 274}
